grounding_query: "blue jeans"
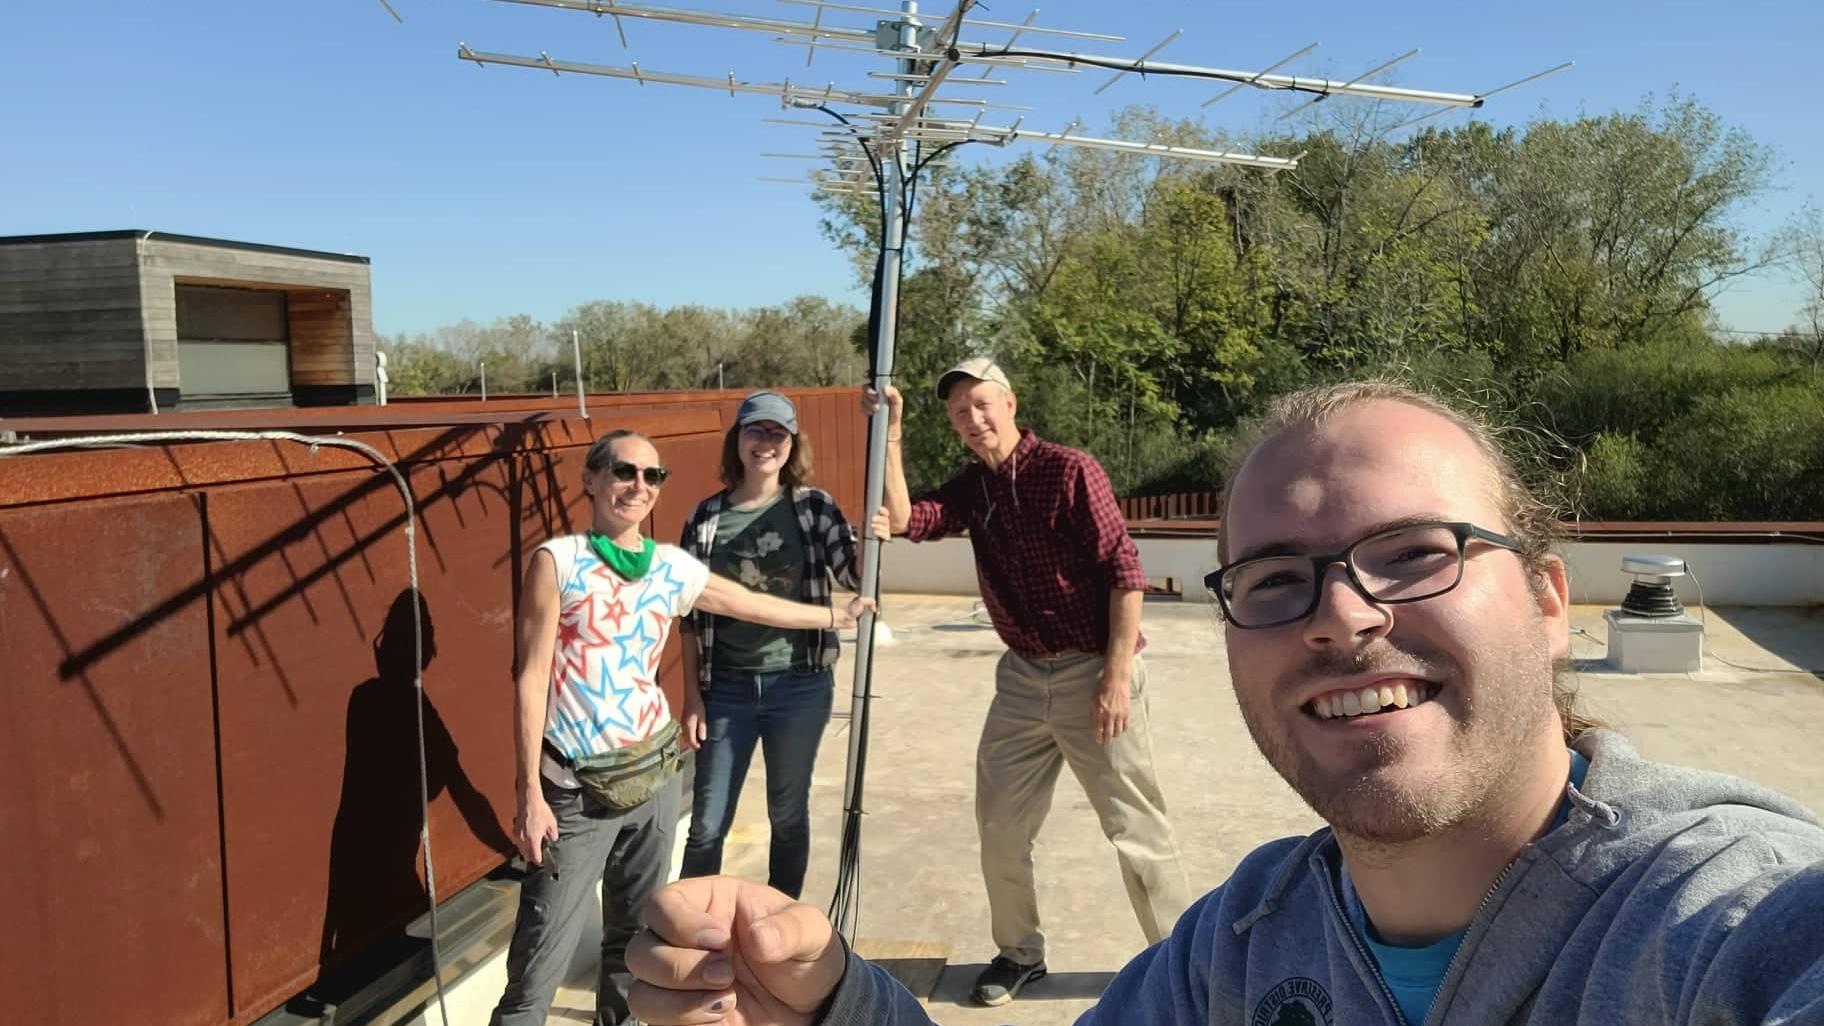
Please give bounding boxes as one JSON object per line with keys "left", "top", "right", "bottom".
{"left": 681, "top": 665, "right": 834, "bottom": 898}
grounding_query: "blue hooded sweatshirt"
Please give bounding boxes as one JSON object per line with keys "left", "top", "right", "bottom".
{"left": 819, "top": 731, "right": 1824, "bottom": 1025}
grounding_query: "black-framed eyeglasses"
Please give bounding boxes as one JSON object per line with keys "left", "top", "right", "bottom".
{"left": 609, "top": 460, "right": 671, "bottom": 487}
{"left": 1204, "top": 521, "right": 1521, "bottom": 629}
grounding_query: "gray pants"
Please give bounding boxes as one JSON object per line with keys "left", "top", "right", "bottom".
{"left": 977, "top": 651, "right": 1191, "bottom": 965}
{"left": 490, "top": 774, "right": 680, "bottom": 1026}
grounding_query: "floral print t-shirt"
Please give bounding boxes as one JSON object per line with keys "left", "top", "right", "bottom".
{"left": 707, "top": 493, "right": 808, "bottom": 671}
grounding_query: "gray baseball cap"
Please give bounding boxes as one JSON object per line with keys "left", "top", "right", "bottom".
{"left": 937, "top": 357, "right": 1013, "bottom": 401}
{"left": 735, "top": 390, "right": 799, "bottom": 434}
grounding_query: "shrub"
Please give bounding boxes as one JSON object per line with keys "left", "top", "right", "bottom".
{"left": 1573, "top": 432, "right": 1655, "bottom": 520}
{"left": 1655, "top": 385, "right": 1824, "bottom": 519}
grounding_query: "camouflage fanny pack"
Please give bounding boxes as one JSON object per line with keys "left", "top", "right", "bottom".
{"left": 570, "top": 720, "right": 681, "bottom": 812}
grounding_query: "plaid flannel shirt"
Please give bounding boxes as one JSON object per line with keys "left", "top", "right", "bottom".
{"left": 680, "top": 486, "right": 861, "bottom": 692}
{"left": 906, "top": 428, "right": 1148, "bottom": 659}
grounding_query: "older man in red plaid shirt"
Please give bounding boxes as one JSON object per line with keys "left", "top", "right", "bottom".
{"left": 866, "top": 359, "right": 1191, "bottom": 1007}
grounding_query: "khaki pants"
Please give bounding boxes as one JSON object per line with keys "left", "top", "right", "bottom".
{"left": 976, "top": 650, "right": 1191, "bottom": 964}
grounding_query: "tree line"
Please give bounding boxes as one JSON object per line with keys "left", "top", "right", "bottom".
{"left": 379, "top": 295, "right": 866, "bottom": 397}
{"left": 384, "top": 93, "right": 1823, "bottom": 520}
{"left": 815, "top": 93, "right": 1822, "bottom": 520}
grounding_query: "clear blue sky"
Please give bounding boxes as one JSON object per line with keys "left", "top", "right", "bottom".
{"left": 6, "top": 0, "right": 1818, "bottom": 337}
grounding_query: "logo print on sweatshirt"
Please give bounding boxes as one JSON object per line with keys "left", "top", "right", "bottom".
{"left": 1252, "top": 977, "right": 1334, "bottom": 1026}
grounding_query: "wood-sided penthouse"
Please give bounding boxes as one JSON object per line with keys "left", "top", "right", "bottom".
{"left": 0, "top": 231, "right": 376, "bottom": 414}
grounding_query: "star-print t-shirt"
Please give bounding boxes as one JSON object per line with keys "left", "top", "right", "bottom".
{"left": 534, "top": 535, "right": 710, "bottom": 785}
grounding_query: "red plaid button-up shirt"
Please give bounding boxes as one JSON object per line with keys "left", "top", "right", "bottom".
{"left": 906, "top": 429, "right": 1148, "bottom": 659}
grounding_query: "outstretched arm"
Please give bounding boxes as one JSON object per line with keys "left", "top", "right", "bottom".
{"left": 694, "top": 573, "right": 874, "bottom": 631}
{"left": 628, "top": 875, "right": 1225, "bottom": 1026}
{"left": 627, "top": 876, "right": 934, "bottom": 1026}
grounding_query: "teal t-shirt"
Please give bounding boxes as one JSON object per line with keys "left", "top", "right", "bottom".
{"left": 1346, "top": 749, "right": 1591, "bottom": 1024}
{"left": 708, "top": 494, "right": 809, "bottom": 671}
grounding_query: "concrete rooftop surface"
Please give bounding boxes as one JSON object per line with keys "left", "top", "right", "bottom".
{"left": 525, "top": 594, "right": 1824, "bottom": 1026}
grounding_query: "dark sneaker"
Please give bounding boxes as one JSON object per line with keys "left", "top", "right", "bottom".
{"left": 971, "top": 956, "right": 1047, "bottom": 1006}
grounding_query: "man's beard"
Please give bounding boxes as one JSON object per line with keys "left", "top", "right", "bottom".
{"left": 1235, "top": 631, "right": 1554, "bottom": 845}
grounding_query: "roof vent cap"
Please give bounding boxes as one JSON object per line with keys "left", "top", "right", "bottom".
{"left": 1618, "top": 554, "right": 1687, "bottom": 617}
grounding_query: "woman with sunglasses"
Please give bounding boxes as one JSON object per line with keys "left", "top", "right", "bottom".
{"left": 493, "top": 426, "right": 873, "bottom": 1026}
{"left": 675, "top": 390, "right": 864, "bottom": 899}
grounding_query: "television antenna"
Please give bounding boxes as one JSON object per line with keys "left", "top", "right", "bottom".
{"left": 455, "top": 0, "right": 1570, "bottom": 938}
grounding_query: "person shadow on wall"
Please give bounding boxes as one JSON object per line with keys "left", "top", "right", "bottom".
{"left": 293, "top": 588, "right": 514, "bottom": 1019}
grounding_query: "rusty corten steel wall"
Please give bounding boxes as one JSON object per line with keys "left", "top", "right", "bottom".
{"left": 0, "top": 491, "right": 230, "bottom": 1026}
{"left": 0, "top": 388, "right": 867, "bottom": 1026}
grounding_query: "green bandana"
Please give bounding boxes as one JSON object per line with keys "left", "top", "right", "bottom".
{"left": 588, "top": 532, "right": 656, "bottom": 581}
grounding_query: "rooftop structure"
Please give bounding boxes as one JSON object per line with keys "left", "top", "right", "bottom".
{"left": 0, "top": 231, "right": 375, "bottom": 415}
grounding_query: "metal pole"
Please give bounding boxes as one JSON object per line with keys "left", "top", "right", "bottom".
{"left": 837, "top": 0, "right": 915, "bottom": 903}
{"left": 573, "top": 329, "right": 589, "bottom": 418}
{"left": 552, "top": 371, "right": 558, "bottom": 397}
{"left": 146, "top": 333, "right": 160, "bottom": 413}
{"left": 480, "top": 361, "right": 488, "bottom": 401}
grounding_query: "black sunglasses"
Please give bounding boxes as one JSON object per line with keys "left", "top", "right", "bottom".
{"left": 608, "top": 460, "right": 671, "bottom": 487}
{"left": 1204, "top": 520, "right": 1521, "bottom": 629}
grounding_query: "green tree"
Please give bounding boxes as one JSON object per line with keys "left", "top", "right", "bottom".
{"left": 1779, "top": 205, "right": 1824, "bottom": 368}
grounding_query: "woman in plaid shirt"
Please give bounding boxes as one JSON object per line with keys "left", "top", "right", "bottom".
{"left": 676, "top": 391, "right": 862, "bottom": 899}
